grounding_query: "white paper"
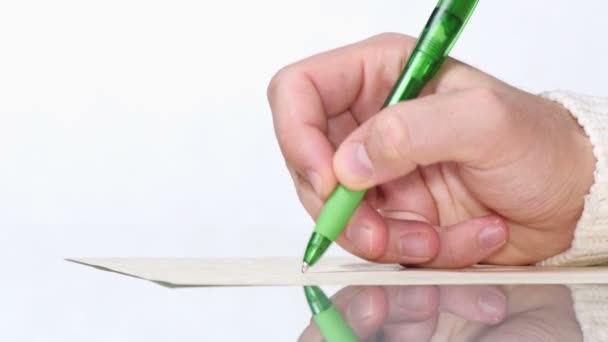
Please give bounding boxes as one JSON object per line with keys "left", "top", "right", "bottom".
{"left": 67, "top": 257, "right": 608, "bottom": 287}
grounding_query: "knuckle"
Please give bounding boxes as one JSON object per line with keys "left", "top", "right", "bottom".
{"left": 372, "top": 34, "right": 416, "bottom": 73}
{"left": 467, "top": 87, "right": 503, "bottom": 107}
{"left": 465, "top": 87, "right": 514, "bottom": 134}
{"left": 266, "top": 71, "right": 283, "bottom": 103}
{"left": 372, "top": 32, "right": 416, "bottom": 47}
{"left": 466, "top": 87, "right": 510, "bottom": 121}
{"left": 370, "top": 113, "right": 412, "bottom": 162}
{"left": 266, "top": 66, "right": 294, "bottom": 103}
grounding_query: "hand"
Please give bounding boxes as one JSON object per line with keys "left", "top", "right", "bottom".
{"left": 267, "top": 33, "right": 595, "bottom": 267}
{"left": 298, "top": 285, "right": 582, "bottom": 342}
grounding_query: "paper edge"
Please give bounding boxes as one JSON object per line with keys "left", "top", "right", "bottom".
{"left": 65, "top": 258, "right": 181, "bottom": 288}
{"left": 66, "top": 258, "right": 608, "bottom": 287}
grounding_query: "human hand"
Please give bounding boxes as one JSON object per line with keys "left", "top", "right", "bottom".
{"left": 298, "top": 284, "right": 581, "bottom": 342}
{"left": 267, "top": 33, "right": 595, "bottom": 267}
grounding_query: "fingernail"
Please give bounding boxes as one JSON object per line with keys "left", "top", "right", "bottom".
{"left": 477, "top": 290, "right": 506, "bottom": 319}
{"left": 398, "top": 287, "right": 430, "bottom": 311}
{"left": 346, "top": 225, "right": 374, "bottom": 256}
{"left": 306, "top": 169, "right": 322, "bottom": 197}
{"left": 478, "top": 224, "right": 506, "bottom": 249}
{"left": 347, "top": 291, "right": 374, "bottom": 321}
{"left": 342, "top": 143, "right": 373, "bottom": 182}
{"left": 399, "top": 232, "right": 434, "bottom": 259}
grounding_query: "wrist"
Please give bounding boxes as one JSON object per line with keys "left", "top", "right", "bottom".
{"left": 537, "top": 90, "right": 608, "bottom": 266}
{"left": 561, "top": 100, "right": 596, "bottom": 234}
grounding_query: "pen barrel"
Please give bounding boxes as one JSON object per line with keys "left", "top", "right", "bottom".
{"left": 427, "top": 0, "right": 479, "bottom": 57}
{"left": 383, "top": 0, "right": 479, "bottom": 106}
{"left": 383, "top": 50, "right": 437, "bottom": 106}
{"left": 313, "top": 186, "right": 366, "bottom": 241}
{"left": 313, "top": 305, "right": 359, "bottom": 342}
{"left": 437, "top": 0, "right": 480, "bottom": 23}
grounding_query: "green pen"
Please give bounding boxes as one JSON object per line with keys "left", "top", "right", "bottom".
{"left": 303, "top": 286, "right": 358, "bottom": 342}
{"left": 302, "top": 0, "right": 480, "bottom": 272}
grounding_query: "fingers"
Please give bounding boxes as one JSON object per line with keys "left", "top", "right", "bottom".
{"left": 381, "top": 315, "right": 438, "bottom": 342}
{"left": 475, "top": 285, "right": 582, "bottom": 342}
{"left": 374, "top": 219, "right": 440, "bottom": 264}
{"left": 370, "top": 286, "right": 438, "bottom": 342}
{"left": 300, "top": 285, "right": 510, "bottom": 342}
{"left": 335, "top": 202, "right": 389, "bottom": 261}
{"left": 313, "top": 286, "right": 440, "bottom": 341}
{"left": 333, "top": 87, "right": 517, "bottom": 190}
{"left": 381, "top": 285, "right": 507, "bottom": 324}
{"left": 291, "top": 174, "right": 390, "bottom": 260}
{"left": 268, "top": 33, "right": 416, "bottom": 199}
{"left": 377, "top": 285, "right": 506, "bottom": 342}
{"left": 370, "top": 215, "right": 507, "bottom": 267}
{"left": 339, "top": 212, "right": 507, "bottom": 267}
{"left": 295, "top": 167, "right": 508, "bottom": 268}
{"left": 383, "top": 286, "right": 439, "bottom": 323}
{"left": 439, "top": 286, "right": 508, "bottom": 324}
{"left": 421, "top": 216, "right": 508, "bottom": 268}
{"left": 291, "top": 163, "right": 390, "bottom": 261}
{"left": 337, "top": 287, "right": 388, "bottom": 340}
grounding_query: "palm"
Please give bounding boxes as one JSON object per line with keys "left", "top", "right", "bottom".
{"left": 372, "top": 164, "right": 488, "bottom": 226}
{"left": 367, "top": 159, "right": 573, "bottom": 264}
{"left": 322, "top": 69, "right": 585, "bottom": 264}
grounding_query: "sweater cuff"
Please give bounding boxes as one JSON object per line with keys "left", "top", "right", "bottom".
{"left": 538, "top": 91, "right": 608, "bottom": 266}
{"left": 567, "top": 285, "right": 608, "bottom": 342}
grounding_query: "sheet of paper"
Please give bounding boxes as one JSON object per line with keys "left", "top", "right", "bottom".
{"left": 67, "top": 257, "right": 608, "bottom": 287}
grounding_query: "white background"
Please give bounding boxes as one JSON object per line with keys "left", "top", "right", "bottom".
{"left": 0, "top": 0, "right": 605, "bottom": 340}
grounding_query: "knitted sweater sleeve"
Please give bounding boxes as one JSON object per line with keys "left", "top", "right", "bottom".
{"left": 537, "top": 92, "right": 608, "bottom": 342}
{"left": 567, "top": 285, "right": 608, "bottom": 342}
{"left": 538, "top": 91, "right": 608, "bottom": 266}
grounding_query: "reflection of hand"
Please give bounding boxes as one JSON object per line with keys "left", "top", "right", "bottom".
{"left": 298, "top": 285, "right": 582, "bottom": 342}
{"left": 268, "top": 33, "right": 595, "bottom": 267}
{"left": 461, "top": 285, "right": 582, "bottom": 342}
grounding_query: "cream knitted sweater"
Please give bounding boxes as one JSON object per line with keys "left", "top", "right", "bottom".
{"left": 538, "top": 91, "right": 608, "bottom": 342}
{"left": 539, "top": 91, "right": 608, "bottom": 267}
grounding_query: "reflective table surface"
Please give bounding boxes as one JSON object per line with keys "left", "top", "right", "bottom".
{"left": 4, "top": 256, "right": 606, "bottom": 341}
{"left": 298, "top": 284, "right": 585, "bottom": 341}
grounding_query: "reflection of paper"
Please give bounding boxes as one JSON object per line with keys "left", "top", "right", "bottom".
{"left": 67, "top": 257, "right": 608, "bottom": 287}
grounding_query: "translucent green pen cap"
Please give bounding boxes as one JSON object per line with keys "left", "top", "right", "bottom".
{"left": 439, "top": 0, "right": 480, "bottom": 22}
{"left": 416, "top": 0, "right": 479, "bottom": 75}
{"left": 384, "top": 0, "right": 479, "bottom": 106}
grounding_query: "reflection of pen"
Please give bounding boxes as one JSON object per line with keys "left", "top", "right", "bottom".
{"left": 304, "top": 286, "right": 358, "bottom": 342}
{"left": 302, "top": 0, "right": 480, "bottom": 272}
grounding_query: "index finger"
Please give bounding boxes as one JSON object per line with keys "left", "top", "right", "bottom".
{"left": 267, "top": 33, "right": 416, "bottom": 199}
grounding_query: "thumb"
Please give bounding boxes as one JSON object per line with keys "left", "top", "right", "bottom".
{"left": 333, "top": 88, "right": 513, "bottom": 189}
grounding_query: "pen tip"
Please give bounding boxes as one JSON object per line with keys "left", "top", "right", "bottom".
{"left": 301, "top": 262, "right": 309, "bottom": 273}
